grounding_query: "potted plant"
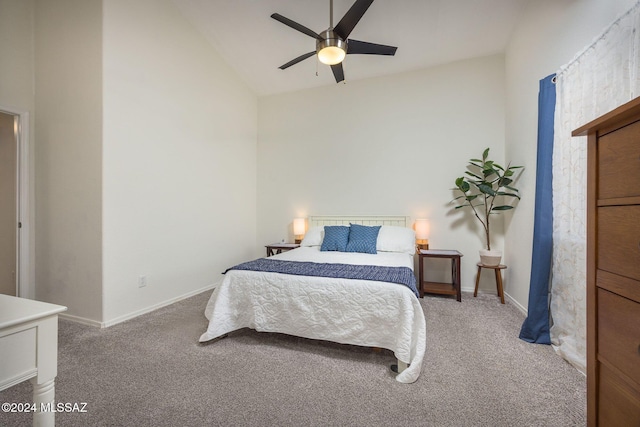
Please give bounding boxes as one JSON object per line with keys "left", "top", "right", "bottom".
{"left": 452, "top": 148, "right": 523, "bottom": 266}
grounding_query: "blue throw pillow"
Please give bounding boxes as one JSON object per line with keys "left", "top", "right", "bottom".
{"left": 320, "top": 226, "right": 350, "bottom": 252}
{"left": 346, "top": 223, "right": 381, "bottom": 254}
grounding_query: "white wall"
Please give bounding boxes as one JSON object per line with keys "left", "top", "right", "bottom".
{"left": 0, "top": 0, "right": 36, "bottom": 299}
{"left": 504, "top": 0, "right": 638, "bottom": 309}
{"left": 102, "top": 0, "right": 257, "bottom": 324}
{"left": 258, "top": 55, "right": 507, "bottom": 293}
{"left": 34, "top": 0, "right": 103, "bottom": 321}
{"left": 7, "top": 0, "right": 635, "bottom": 323}
{"left": 0, "top": 0, "right": 34, "bottom": 111}
{"left": 0, "top": 112, "right": 17, "bottom": 296}
{"left": 258, "top": 0, "right": 639, "bottom": 312}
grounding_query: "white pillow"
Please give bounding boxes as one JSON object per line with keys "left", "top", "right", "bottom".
{"left": 300, "top": 226, "right": 324, "bottom": 247}
{"left": 376, "top": 226, "right": 415, "bottom": 254}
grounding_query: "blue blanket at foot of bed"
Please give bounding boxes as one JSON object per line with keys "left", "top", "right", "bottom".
{"left": 225, "top": 258, "right": 419, "bottom": 298}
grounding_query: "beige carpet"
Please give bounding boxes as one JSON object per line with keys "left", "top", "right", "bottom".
{"left": 0, "top": 290, "right": 585, "bottom": 426}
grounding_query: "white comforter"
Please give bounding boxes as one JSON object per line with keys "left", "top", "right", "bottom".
{"left": 199, "top": 246, "right": 426, "bottom": 383}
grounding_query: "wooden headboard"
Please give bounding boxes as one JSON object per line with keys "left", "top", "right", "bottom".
{"left": 308, "top": 215, "right": 410, "bottom": 228}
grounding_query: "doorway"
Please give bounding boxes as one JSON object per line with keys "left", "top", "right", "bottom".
{"left": 0, "top": 111, "right": 17, "bottom": 296}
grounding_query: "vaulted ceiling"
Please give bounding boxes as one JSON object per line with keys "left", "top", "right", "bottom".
{"left": 172, "top": 0, "right": 532, "bottom": 96}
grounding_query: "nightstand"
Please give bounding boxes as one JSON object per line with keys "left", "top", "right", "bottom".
{"left": 265, "top": 243, "right": 300, "bottom": 257}
{"left": 418, "top": 249, "right": 463, "bottom": 301}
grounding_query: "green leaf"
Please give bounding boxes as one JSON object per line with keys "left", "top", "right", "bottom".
{"left": 500, "top": 177, "right": 513, "bottom": 186}
{"left": 483, "top": 169, "right": 497, "bottom": 179}
{"left": 482, "top": 148, "right": 490, "bottom": 160}
{"left": 478, "top": 183, "right": 497, "bottom": 195}
{"left": 497, "top": 192, "right": 520, "bottom": 199}
{"left": 465, "top": 171, "right": 483, "bottom": 180}
{"left": 492, "top": 205, "right": 514, "bottom": 211}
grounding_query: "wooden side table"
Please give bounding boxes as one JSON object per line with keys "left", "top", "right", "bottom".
{"left": 265, "top": 243, "right": 300, "bottom": 257}
{"left": 418, "top": 249, "right": 463, "bottom": 301}
{"left": 474, "top": 263, "right": 507, "bottom": 304}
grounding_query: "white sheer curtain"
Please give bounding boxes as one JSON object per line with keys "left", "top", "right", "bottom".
{"left": 551, "top": 1, "right": 640, "bottom": 372}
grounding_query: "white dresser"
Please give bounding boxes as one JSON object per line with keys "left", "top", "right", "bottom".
{"left": 0, "top": 295, "right": 67, "bottom": 427}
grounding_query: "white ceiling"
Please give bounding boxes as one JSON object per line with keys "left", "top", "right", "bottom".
{"left": 171, "top": 0, "right": 532, "bottom": 96}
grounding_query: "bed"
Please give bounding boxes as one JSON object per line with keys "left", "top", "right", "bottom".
{"left": 199, "top": 215, "right": 426, "bottom": 383}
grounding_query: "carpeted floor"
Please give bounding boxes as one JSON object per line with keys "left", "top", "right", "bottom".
{"left": 0, "top": 291, "right": 585, "bottom": 426}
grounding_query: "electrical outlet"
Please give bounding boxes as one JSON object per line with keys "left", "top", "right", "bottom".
{"left": 138, "top": 275, "right": 147, "bottom": 288}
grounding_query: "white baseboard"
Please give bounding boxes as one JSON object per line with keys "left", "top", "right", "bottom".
{"left": 505, "top": 292, "right": 527, "bottom": 315}
{"left": 62, "top": 283, "right": 527, "bottom": 327}
{"left": 461, "top": 286, "right": 528, "bottom": 316}
{"left": 59, "top": 312, "right": 103, "bottom": 328}
{"left": 60, "top": 284, "right": 216, "bottom": 329}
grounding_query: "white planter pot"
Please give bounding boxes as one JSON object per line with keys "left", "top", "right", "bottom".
{"left": 479, "top": 249, "right": 502, "bottom": 266}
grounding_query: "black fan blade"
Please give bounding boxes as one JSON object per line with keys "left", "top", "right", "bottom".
{"left": 334, "top": 0, "right": 374, "bottom": 40}
{"left": 347, "top": 39, "right": 397, "bottom": 56}
{"left": 278, "top": 51, "right": 316, "bottom": 70}
{"left": 271, "top": 13, "right": 319, "bottom": 39}
{"left": 331, "top": 63, "right": 345, "bottom": 83}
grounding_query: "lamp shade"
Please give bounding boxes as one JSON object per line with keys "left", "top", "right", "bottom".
{"left": 415, "top": 219, "right": 429, "bottom": 240}
{"left": 293, "top": 218, "right": 306, "bottom": 236}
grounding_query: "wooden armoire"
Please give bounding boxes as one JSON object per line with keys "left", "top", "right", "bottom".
{"left": 573, "top": 96, "right": 640, "bottom": 426}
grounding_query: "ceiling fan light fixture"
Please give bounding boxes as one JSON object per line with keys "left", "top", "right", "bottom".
{"left": 317, "top": 30, "right": 346, "bottom": 65}
{"left": 271, "top": 0, "right": 397, "bottom": 83}
{"left": 318, "top": 46, "right": 346, "bottom": 65}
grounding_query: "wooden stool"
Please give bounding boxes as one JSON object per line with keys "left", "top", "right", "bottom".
{"left": 474, "top": 263, "right": 507, "bottom": 304}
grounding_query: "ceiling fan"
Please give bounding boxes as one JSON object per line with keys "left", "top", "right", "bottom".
{"left": 271, "top": 0, "right": 397, "bottom": 83}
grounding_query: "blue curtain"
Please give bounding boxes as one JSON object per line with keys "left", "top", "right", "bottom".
{"left": 519, "top": 73, "right": 556, "bottom": 345}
